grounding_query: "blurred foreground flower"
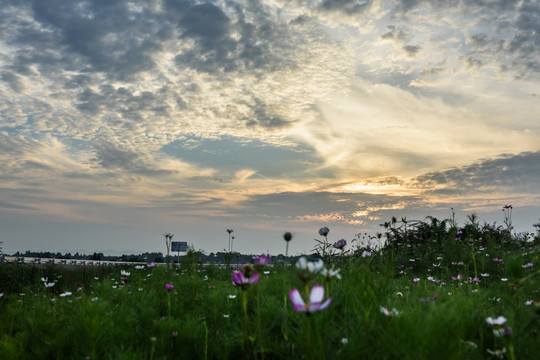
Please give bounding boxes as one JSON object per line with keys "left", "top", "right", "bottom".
{"left": 380, "top": 306, "right": 401, "bottom": 318}
{"left": 41, "top": 277, "right": 55, "bottom": 288}
{"left": 486, "top": 316, "right": 507, "bottom": 326}
{"left": 296, "top": 257, "right": 324, "bottom": 274}
{"left": 253, "top": 254, "right": 271, "bottom": 270}
{"left": 232, "top": 269, "right": 259, "bottom": 288}
{"left": 289, "top": 285, "right": 332, "bottom": 313}
{"left": 321, "top": 266, "right": 341, "bottom": 280}
{"left": 296, "top": 257, "right": 324, "bottom": 283}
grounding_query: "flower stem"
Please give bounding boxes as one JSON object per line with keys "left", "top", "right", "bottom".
{"left": 256, "top": 284, "right": 265, "bottom": 359}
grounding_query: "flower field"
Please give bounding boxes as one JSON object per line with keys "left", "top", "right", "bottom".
{"left": 0, "top": 214, "right": 539, "bottom": 359}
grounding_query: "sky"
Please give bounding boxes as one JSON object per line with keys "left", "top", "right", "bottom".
{"left": 1, "top": 0, "right": 539, "bottom": 256}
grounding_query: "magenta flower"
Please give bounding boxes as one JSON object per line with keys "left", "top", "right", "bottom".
{"left": 254, "top": 254, "right": 271, "bottom": 269}
{"left": 166, "top": 283, "right": 174, "bottom": 291}
{"left": 289, "top": 285, "right": 332, "bottom": 313}
{"left": 333, "top": 239, "right": 347, "bottom": 250}
{"left": 232, "top": 270, "right": 259, "bottom": 288}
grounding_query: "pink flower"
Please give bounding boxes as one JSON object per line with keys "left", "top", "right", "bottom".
{"left": 165, "top": 284, "right": 174, "bottom": 291}
{"left": 413, "top": 277, "right": 420, "bottom": 283}
{"left": 253, "top": 254, "right": 271, "bottom": 269}
{"left": 147, "top": 262, "right": 157, "bottom": 267}
{"left": 333, "top": 239, "right": 347, "bottom": 250}
{"left": 232, "top": 270, "right": 259, "bottom": 288}
{"left": 289, "top": 285, "right": 332, "bottom": 313}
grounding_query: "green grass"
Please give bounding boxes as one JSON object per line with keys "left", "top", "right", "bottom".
{"left": 0, "top": 218, "right": 539, "bottom": 359}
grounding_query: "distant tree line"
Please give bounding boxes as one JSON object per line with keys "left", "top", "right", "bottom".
{"left": 7, "top": 250, "right": 295, "bottom": 264}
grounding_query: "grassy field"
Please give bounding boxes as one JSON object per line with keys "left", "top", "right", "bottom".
{"left": 0, "top": 214, "right": 539, "bottom": 359}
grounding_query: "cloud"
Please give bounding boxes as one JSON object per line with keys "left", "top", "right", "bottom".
{"left": 413, "top": 151, "right": 540, "bottom": 195}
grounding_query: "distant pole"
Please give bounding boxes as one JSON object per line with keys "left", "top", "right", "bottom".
{"left": 226, "top": 229, "right": 234, "bottom": 252}
{"left": 164, "top": 233, "right": 174, "bottom": 270}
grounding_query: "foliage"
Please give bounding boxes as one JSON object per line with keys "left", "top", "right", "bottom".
{"left": 0, "top": 214, "right": 539, "bottom": 359}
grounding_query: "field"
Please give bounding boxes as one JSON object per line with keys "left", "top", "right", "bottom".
{"left": 0, "top": 214, "right": 539, "bottom": 359}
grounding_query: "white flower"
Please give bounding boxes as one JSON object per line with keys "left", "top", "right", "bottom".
{"left": 481, "top": 273, "right": 489, "bottom": 277}
{"left": 296, "top": 257, "right": 324, "bottom": 274}
{"left": 525, "top": 300, "right": 533, "bottom": 306}
{"left": 263, "top": 271, "right": 270, "bottom": 274}
{"left": 0, "top": 293, "right": 3, "bottom": 298}
{"left": 223, "top": 314, "right": 229, "bottom": 318}
{"left": 134, "top": 265, "right": 145, "bottom": 270}
{"left": 321, "top": 266, "right": 341, "bottom": 280}
{"left": 289, "top": 285, "right": 332, "bottom": 313}
{"left": 341, "top": 338, "right": 349, "bottom": 345}
{"left": 59, "top": 292, "right": 72, "bottom": 297}
{"left": 486, "top": 348, "right": 506, "bottom": 358}
{"left": 120, "top": 270, "right": 131, "bottom": 276}
{"left": 380, "top": 306, "right": 401, "bottom": 317}
{"left": 396, "top": 291, "right": 403, "bottom": 297}
{"left": 500, "top": 278, "right": 508, "bottom": 282}
{"left": 228, "top": 295, "right": 236, "bottom": 299}
{"left": 361, "top": 251, "right": 372, "bottom": 258}
{"left": 486, "top": 316, "right": 507, "bottom": 326}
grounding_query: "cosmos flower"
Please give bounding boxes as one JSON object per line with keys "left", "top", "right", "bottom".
{"left": 232, "top": 270, "right": 259, "bottom": 288}
{"left": 321, "top": 266, "right": 341, "bottom": 280}
{"left": 319, "top": 227, "right": 330, "bottom": 237}
{"left": 380, "top": 306, "right": 401, "bottom": 317}
{"left": 41, "top": 277, "right": 55, "bottom": 288}
{"left": 333, "top": 239, "right": 347, "bottom": 250}
{"left": 120, "top": 270, "right": 131, "bottom": 276}
{"left": 253, "top": 254, "right": 271, "bottom": 269}
{"left": 289, "top": 285, "right": 332, "bottom": 313}
{"left": 165, "top": 284, "right": 174, "bottom": 291}
{"left": 361, "top": 251, "right": 372, "bottom": 258}
{"left": 296, "top": 257, "right": 324, "bottom": 274}
{"left": 486, "top": 316, "right": 507, "bottom": 326}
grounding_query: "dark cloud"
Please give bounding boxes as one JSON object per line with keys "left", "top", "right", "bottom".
{"left": 0, "top": 132, "right": 40, "bottom": 155}
{"left": 1, "top": 72, "right": 25, "bottom": 92}
{"left": 380, "top": 26, "right": 409, "bottom": 42}
{"left": 77, "top": 85, "right": 171, "bottom": 122}
{"left": 92, "top": 140, "right": 172, "bottom": 176}
{"left": 403, "top": 45, "right": 420, "bottom": 57}
{"left": 413, "top": 151, "right": 540, "bottom": 195}
{"left": 319, "top": 0, "right": 374, "bottom": 14}
{"left": 172, "top": 0, "right": 296, "bottom": 74}
{"left": 243, "top": 99, "right": 291, "bottom": 128}
{"left": 29, "top": 0, "right": 162, "bottom": 81}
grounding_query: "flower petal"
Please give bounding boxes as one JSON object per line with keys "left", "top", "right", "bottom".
{"left": 318, "top": 297, "right": 332, "bottom": 311}
{"left": 249, "top": 273, "right": 260, "bottom": 284}
{"left": 289, "top": 288, "right": 306, "bottom": 311}
{"left": 310, "top": 285, "right": 325, "bottom": 304}
{"left": 296, "top": 257, "right": 307, "bottom": 270}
